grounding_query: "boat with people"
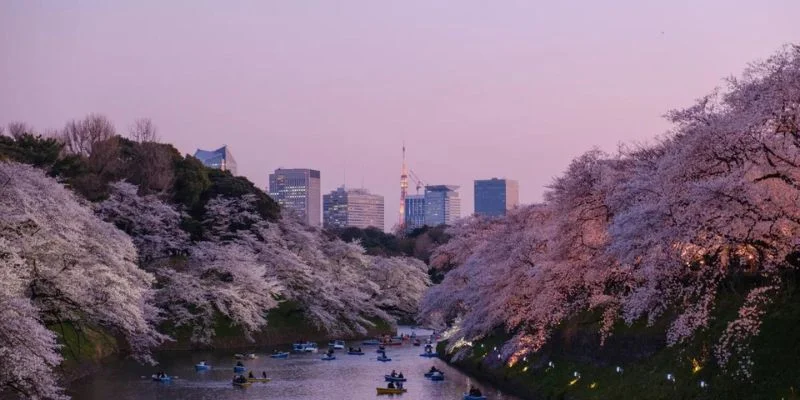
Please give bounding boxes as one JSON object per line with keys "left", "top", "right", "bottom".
{"left": 233, "top": 353, "right": 245, "bottom": 359}
{"left": 347, "top": 346, "right": 364, "bottom": 355}
{"left": 270, "top": 351, "right": 290, "bottom": 359}
{"left": 384, "top": 375, "right": 407, "bottom": 382}
{"left": 362, "top": 339, "right": 381, "bottom": 345}
{"left": 419, "top": 352, "right": 438, "bottom": 357}
{"left": 376, "top": 387, "right": 407, "bottom": 395}
{"left": 377, "top": 355, "right": 392, "bottom": 362}
{"left": 194, "top": 361, "right": 211, "bottom": 371}
{"left": 233, "top": 361, "right": 246, "bottom": 373}
{"left": 321, "top": 355, "right": 336, "bottom": 360}
{"left": 246, "top": 377, "right": 271, "bottom": 383}
{"left": 292, "top": 341, "right": 319, "bottom": 353}
{"left": 429, "top": 372, "right": 444, "bottom": 381}
{"left": 464, "top": 385, "right": 486, "bottom": 399}
{"left": 232, "top": 375, "right": 252, "bottom": 388}
{"left": 151, "top": 373, "right": 171, "bottom": 382}
{"left": 328, "top": 340, "right": 346, "bottom": 349}
{"left": 246, "top": 353, "right": 257, "bottom": 359}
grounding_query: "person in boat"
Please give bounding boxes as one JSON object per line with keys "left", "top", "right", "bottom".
{"left": 387, "top": 381, "right": 396, "bottom": 389}
{"left": 198, "top": 360, "right": 206, "bottom": 366}
{"left": 326, "top": 348, "right": 334, "bottom": 356}
{"left": 261, "top": 371, "right": 267, "bottom": 379}
{"left": 429, "top": 366, "right": 438, "bottom": 373}
{"left": 236, "top": 361, "right": 244, "bottom": 367}
{"left": 469, "top": 386, "right": 483, "bottom": 396}
{"left": 248, "top": 371, "right": 254, "bottom": 379}
{"left": 357, "top": 346, "right": 362, "bottom": 352}
{"left": 273, "top": 349, "right": 279, "bottom": 354}
{"left": 398, "top": 371, "right": 404, "bottom": 379}
{"left": 390, "top": 370, "right": 397, "bottom": 377}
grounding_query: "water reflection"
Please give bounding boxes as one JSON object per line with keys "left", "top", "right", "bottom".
{"left": 68, "top": 327, "right": 519, "bottom": 400}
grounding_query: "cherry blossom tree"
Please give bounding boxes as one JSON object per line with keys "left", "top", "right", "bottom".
{"left": 421, "top": 46, "right": 800, "bottom": 378}
{"left": 0, "top": 162, "right": 167, "bottom": 398}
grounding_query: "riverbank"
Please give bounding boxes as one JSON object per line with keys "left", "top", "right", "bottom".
{"left": 54, "top": 301, "right": 395, "bottom": 383}
{"left": 436, "top": 277, "right": 800, "bottom": 400}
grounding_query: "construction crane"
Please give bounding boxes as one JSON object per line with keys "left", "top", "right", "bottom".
{"left": 409, "top": 169, "right": 426, "bottom": 194}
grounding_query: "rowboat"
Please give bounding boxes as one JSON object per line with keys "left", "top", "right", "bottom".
{"left": 347, "top": 351, "right": 365, "bottom": 355}
{"left": 377, "top": 356, "right": 392, "bottom": 362}
{"left": 429, "top": 373, "right": 444, "bottom": 381}
{"left": 419, "top": 352, "right": 438, "bottom": 358}
{"left": 463, "top": 394, "right": 487, "bottom": 400}
{"left": 424, "top": 371, "right": 444, "bottom": 378}
{"left": 194, "top": 363, "right": 211, "bottom": 371}
{"left": 292, "top": 342, "right": 319, "bottom": 353}
{"left": 321, "top": 355, "right": 336, "bottom": 361}
{"left": 377, "top": 387, "right": 407, "bottom": 395}
{"left": 232, "top": 381, "right": 252, "bottom": 388}
{"left": 246, "top": 377, "right": 271, "bottom": 383}
{"left": 328, "top": 340, "right": 346, "bottom": 349}
{"left": 151, "top": 375, "right": 171, "bottom": 382}
{"left": 270, "top": 352, "right": 289, "bottom": 359}
{"left": 362, "top": 339, "right": 381, "bottom": 345}
{"left": 233, "top": 365, "right": 246, "bottom": 373}
{"left": 384, "top": 375, "right": 407, "bottom": 382}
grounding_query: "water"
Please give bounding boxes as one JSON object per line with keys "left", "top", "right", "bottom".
{"left": 68, "top": 327, "right": 519, "bottom": 400}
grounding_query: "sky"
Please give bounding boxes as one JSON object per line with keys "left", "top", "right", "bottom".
{"left": 2, "top": 1, "right": 799, "bottom": 230}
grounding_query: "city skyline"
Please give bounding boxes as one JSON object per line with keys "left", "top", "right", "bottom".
{"left": 3, "top": 1, "right": 798, "bottom": 228}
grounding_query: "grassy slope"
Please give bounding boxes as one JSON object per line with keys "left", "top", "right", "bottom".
{"left": 158, "top": 300, "right": 394, "bottom": 350}
{"left": 440, "top": 277, "right": 800, "bottom": 400}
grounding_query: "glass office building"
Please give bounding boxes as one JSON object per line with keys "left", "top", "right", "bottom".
{"left": 323, "top": 187, "right": 385, "bottom": 230}
{"left": 194, "top": 145, "right": 237, "bottom": 175}
{"left": 474, "top": 178, "right": 519, "bottom": 217}
{"left": 423, "top": 185, "right": 461, "bottom": 226}
{"left": 269, "top": 168, "right": 322, "bottom": 226}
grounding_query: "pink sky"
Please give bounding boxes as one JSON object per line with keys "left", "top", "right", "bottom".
{"left": 2, "top": 1, "right": 799, "bottom": 230}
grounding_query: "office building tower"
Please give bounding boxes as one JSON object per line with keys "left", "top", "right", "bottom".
{"left": 474, "top": 178, "right": 519, "bottom": 217}
{"left": 404, "top": 194, "right": 426, "bottom": 231}
{"left": 269, "top": 168, "right": 321, "bottom": 226}
{"left": 424, "top": 185, "right": 461, "bottom": 226}
{"left": 194, "top": 145, "right": 237, "bottom": 175}
{"left": 323, "top": 187, "right": 385, "bottom": 230}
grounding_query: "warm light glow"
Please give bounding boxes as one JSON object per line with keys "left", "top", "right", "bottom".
{"left": 568, "top": 378, "right": 580, "bottom": 386}
{"left": 691, "top": 358, "right": 702, "bottom": 374}
{"left": 589, "top": 382, "right": 597, "bottom": 389}
{"left": 522, "top": 366, "right": 529, "bottom": 372}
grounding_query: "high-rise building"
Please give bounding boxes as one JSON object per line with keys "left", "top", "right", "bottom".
{"left": 404, "top": 194, "right": 426, "bottom": 231}
{"left": 194, "top": 145, "right": 237, "bottom": 175}
{"left": 268, "top": 168, "right": 321, "bottom": 226}
{"left": 424, "top": 185, "right": 461, "bottom": 226}
{"left": 323, "top": 187, "right": 385, "bottom": 230}
{"left": 474, "top": 178, "right": 519, "bottom": 217}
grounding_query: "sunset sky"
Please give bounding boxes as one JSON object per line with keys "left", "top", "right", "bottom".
{"left": 2, "top": 1, "right": 799, "bottom": 229}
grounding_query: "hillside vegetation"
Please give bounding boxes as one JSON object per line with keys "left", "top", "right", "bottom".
{"left": 0, "top": 119, "right": 429, "bottom": 399}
